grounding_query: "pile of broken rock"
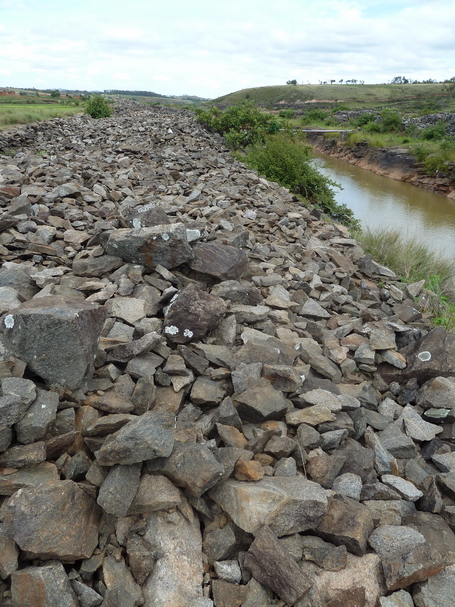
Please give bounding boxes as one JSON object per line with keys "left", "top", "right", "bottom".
{"left": 0, "top": 101, "right": 455, "bottom": 607}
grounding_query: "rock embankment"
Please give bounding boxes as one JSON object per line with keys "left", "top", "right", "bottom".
{"left": 306, "top": 132, "right": 455, "bottom": 199}
{"left": 1, "top": 101, "right": 455, "bottom": 606}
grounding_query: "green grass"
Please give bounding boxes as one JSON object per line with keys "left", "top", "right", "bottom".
{"left": 353, "top": 227, "right": 455, "bottom": 330}
{"left": 213, "top": 83, "right": 454, "bottom": 111}
{"left": 0, "top": 104, "right": 81, "bottom": 129}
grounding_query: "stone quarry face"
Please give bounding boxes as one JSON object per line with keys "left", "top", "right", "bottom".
{"left": 0, "top": 100, "right": 454, "bottom": 606}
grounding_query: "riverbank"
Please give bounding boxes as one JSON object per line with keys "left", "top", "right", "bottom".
{"left": 306, "top": 132, "right": 455, "bottom": 200}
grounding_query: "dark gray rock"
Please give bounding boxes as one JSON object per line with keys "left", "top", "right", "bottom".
{"left": 244, "top": 525, "right": 311, "bottom": 605}
{"left": 234, "top": 378, "right": 290, "bottom": 423}
{"left": 95, "top": 410, "right": 175, "bottom": 466}
{"left": 151, "top": 442, "right": 224, "bottom": 497}
{"left": 97, "top": 463, "right": 141, "bottom": 516}
{"left": 315, "top": 494, "right": 374, "bottom": 556}
{"left": 104, "top": 223, "right": 194, "bottom": 269}
{"left": 0, "top": 377, "right": 36, "bottom": 427}
{"left": 163, "top": 282, "right": 227, "bottom": 344}
{"left": 14, "top": 388, "right": 59, "bottom": 444}
{"left": 0, "top": 522, "right": 18, "bottom": 580}
{"left": 0, "top": 296, "right": 106, "bottom": 390}
{"left": 189, "top": 241, "right": 248, "bottom": 280}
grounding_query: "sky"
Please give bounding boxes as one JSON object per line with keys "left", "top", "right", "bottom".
{"left": 1, "top": 0, "right": 455, "bottom": 99}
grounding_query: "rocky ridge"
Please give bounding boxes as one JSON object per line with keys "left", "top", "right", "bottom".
{"left": 1, "top": 101, "right": 455, "bottom": 606}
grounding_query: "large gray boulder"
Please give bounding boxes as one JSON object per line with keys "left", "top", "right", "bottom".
{"left": 0, "top": 296, "right": 106, "bottom": 390}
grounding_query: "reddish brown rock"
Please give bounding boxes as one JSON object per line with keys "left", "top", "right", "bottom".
{"left": 4, "top": 480, "right": 100, "bottom": 560}
{"left": 11, "top": 562, "right": 78, "bottom": 607}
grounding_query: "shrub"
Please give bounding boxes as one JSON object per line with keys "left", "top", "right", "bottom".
{"left": 84, "top": 95, "right": 113, "bottom": 119}
{"left": 379, "top": 109, "right": 403, "bottom": 133}
{"left": 365, "top": 122, "right": 383, "bottom": 133}
{"left": 353, "top": 113, "right": 375, "bottom": 127}
{"left": 242, "top": 134, "right": 358, "bottom": 227}
{"left": 421, "top": 120, "right": 446, "bottom": 141}
{"left": 279, "top": 109, "right": 295, "bottom": 119}
{"left": 301, "top": 108, "right": 330, "bottom": 125}
{"left": 195, "top": 101, "right": 282, "bottom": 148}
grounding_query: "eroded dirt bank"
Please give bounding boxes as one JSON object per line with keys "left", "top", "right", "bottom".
{"left": 306, "top": 133, "right": 455, "bottom": 200}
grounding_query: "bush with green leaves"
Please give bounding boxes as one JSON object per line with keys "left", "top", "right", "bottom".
{"left": 420, "top": 120, "right": 446, "bottom": 141}
{"left": 380, "top": 110, "right": 403, "bottom": 132}
{"left": 195, "top": 101, "right": 282, "bottom": 148}
{"left": 278, "top": 109, "right": 295, "bottom": 119}
{"left": 353, "top": 113, "right": 376, "bottom": 127}
{"left": 84, "top": 95, "right": 113, "bottom": 119}
{"left": 301, "top": 108, "right": 330, "bottom": 125}
{"left": 242, "top": 134, "right": 358, "bottom": 227}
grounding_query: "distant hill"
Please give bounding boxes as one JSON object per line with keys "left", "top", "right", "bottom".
{"left": 103, "top": 90, "right": 209, "bottom": 106}
{"left": 212, "top": 83, "right": 451, "bottom": 110}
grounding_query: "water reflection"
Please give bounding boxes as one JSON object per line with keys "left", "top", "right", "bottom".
{"left": 312, "top": 153, "right": 455, "bottom": 258}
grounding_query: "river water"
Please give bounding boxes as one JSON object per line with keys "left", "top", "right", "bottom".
{"left": 312, "top": 152, "right": 455, "bottom": 259}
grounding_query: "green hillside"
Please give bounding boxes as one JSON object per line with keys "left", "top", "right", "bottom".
{"left": 213, "top": 83, "right": 451, "bottom": 110}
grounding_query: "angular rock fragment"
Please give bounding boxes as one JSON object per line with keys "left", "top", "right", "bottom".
{"left": 164, "top": 282, "right": 226, "bottom": 344}
{"left": 97, "top": 463, "right": 141, "bottom": 516}
{"left": 96, "top": 410, "right": 175, "bottom": 466}
{"left": 4, "top": 480, "right": 100, "bottom": 560}
{"left": 368, "top": 525, "right": 445, "bottom": 590}
{"left": 234, "top": 378, "right": 290, "bottom": 423}
{"left": 210, "top": 476, "right": 327, "bottom": 535}
{"left": 151, "top": 442, "right": 224, "bottom": 496}
{"left": 244, "top": 525, "right": 311, "bottom": 604}
{"left": 0, "top": 522, "right": 18, "bottom": 580}
{"left": 189, "top": 241, "right": 248, "bottom": 280}
{"left": 11, "top": 562, "right": 78, "bottom": 607}
{"left": 104, "top": 223, "right": 194, "bottom": 269}
{"left": 0, "top": 377, "right": 36, "bottom": 427}
{"left": 315, "top": 494, "right": 374, "bottom": 556}
{"left": 143, "top": 507, "right": 204, "bottom": 607}
{"left": 14, "top": 388, "right": 59, "bottom": 444}
{"left": 0, "top": 296, "right": 106, "bottom": 390}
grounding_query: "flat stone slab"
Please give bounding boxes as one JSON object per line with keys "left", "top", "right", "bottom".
{"left": 104, "top": 224, "right": 194, "bottom": 269}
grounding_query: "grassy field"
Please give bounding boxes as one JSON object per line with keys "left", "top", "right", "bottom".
{"left": 213, "top": 83, "right": 453, "bottom": 111}
{"left": 0, "top": 103, "right": 82, "bottom": 129}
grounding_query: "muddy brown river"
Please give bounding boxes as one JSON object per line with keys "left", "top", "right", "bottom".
{"left": 313, "top": 152, "right": 455, "bottom": 259}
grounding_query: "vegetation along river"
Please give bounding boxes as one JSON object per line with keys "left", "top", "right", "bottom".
{"left": 312, "top": 152, "right": 455, "bottom": 259}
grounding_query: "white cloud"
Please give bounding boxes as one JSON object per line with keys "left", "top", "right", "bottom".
{"left": 0, "top": 0, "right": 454, "bottom": 96}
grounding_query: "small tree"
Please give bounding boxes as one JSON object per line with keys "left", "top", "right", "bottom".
{"left": 85, "top": 95, "right": 113, "bottom": 119}
{"left": 50, "top": 90, "right": 60, "bottom": 98}
{"left": 286, "top": 79, "right": 297, "bottom": 85}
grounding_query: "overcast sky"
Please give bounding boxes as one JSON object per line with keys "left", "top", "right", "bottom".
{"left": 1, "top": 0, "right": 454, "bottom": 99}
